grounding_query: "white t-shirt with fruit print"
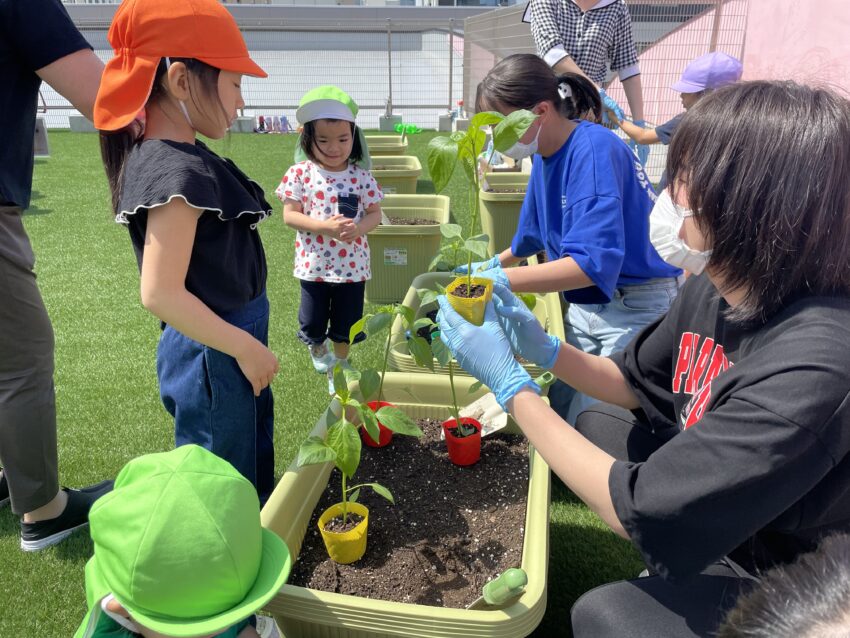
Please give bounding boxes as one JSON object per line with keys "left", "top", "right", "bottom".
{"left": 276, "top": 160, "right": 382, "bottom": 283}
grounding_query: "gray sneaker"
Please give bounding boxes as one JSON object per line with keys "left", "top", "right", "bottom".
{"left": 309, "top": 341, "right": 334, "bottom": 374}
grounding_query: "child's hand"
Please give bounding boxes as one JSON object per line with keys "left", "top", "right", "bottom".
{"left": 339, "top": 222, "right": 361, "bottom": 242}
{"left": 236, "top": 339, "right": 280, "bottom": 396}
{"left": 324, "top": 214, "right": 357, "bottom": 241}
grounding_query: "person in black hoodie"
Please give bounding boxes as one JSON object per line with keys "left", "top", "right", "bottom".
{"left": 435, "top": 80, "right": 850, "bottom": 637}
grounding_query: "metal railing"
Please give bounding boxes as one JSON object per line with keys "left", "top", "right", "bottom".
{"left": 45, "top": 5, "right": 483, "bottom": 129}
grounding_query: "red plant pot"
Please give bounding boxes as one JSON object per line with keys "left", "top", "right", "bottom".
{"left": 442, "top": 417, "right": 482, "bottom": 466}
{"left": 363, "top": 401, "right": 395, "bottom": 448}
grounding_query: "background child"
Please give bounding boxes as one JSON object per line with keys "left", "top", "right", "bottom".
{"left": 608, "top": 52, "right": 743, "bottom": 189}
{"left": 74, "top": 445, "right": 291, "bottom": 638}
{"left": 94, "top": 0, "right": 279, "bottom": 502}
{"left": 276, "top": 86, "right": 382, "bottom": 387}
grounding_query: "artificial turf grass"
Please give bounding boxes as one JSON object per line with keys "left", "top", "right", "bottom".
{"left": 0, "top": 130, "right": 641, "bottom": 638}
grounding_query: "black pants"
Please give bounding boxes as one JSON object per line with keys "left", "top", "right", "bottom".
{"left": 570, "top": 404, "right": 754, "bottom": 638}
{"left": 297, "top": 279, "right": 366, "bottom": 346}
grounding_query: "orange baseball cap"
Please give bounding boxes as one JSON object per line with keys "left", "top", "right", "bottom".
{"left": 94, "top": 0, "right": 267, "bottom": 131}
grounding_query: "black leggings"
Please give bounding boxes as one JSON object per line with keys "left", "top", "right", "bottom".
{"left": 569, "top": 404, "right": 755, "bottom": 638}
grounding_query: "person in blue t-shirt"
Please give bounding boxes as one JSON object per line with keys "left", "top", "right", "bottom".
{"left": 462, "top": 53, "right": 681, "bottom": 424}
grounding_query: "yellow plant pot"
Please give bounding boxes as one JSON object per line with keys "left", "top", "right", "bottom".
{"left": 318, "top": 501, "right": 369, "bottom": 565}
{"left": 446, "top": 276, "right": 493, "bottom": 326}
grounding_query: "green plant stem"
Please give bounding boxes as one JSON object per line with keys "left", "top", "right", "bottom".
{"left": 341, "top": 470, "right": 348, "bottom": 526}
{"left": 378, "top": 324, "right": 392, "bottom": 402}
{"left": 447, "top": 359, "right": 462, "bottom": 427}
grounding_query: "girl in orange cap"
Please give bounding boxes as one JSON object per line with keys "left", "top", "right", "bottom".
{"left": 95, "top": 0, "right": 278, "bottom": 503}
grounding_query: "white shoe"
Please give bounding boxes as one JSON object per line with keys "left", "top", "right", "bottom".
{"left": 309, "top": 341, "right": 334, "bottom": 374}
{"left": 255, "top": 615, "right": 282, "bottom": 638}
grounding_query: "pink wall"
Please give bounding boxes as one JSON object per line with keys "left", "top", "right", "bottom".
{"left": 741, "top": 0, "right": 850, "bottom": 94}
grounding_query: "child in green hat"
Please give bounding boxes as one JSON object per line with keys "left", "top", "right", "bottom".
{"left": 74, "top": 445, "right": 291, "bottom": 638}
{"left": 275, "top": 86, "right": 383, "bottom": 389}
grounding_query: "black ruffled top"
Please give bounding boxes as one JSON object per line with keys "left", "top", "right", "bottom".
{"left": 118, "top": 139, "right": 272, "bottom": 316}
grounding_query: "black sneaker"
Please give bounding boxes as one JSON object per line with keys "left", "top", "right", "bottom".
{"left": 20, "top": 479, "right": 113, "bottom": 552}
{"left": 0, "top": 472, "right": 9, "bottom": 509}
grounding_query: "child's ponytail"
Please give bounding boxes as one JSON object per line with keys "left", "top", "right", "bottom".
{"left": 476, "top": 54, "right": 601, "bottom": 123}
{"left": 100, "top": 127, "right": 141, "bottom": 217}
{"left": 554, "top": 73, "right": 602, "bottom": 123}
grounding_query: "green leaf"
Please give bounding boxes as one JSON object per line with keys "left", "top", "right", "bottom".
{"left": 517, "top": 292, "right": 537, "bottom": 312}
{"left": 417, "top": 289, "right": 439, "bottom": 308}
{"left": 435, "top": 283, "right": 447, "bottom": 295}
{"left": 492, "top": 109, "right": 537, "bottom": 152}
{"left": 429, "top": 253, "right": 450, "bottom": 272}
{"left": 469, "top": 380, "right": 484, "bottom": 393}
{"left": 374, "top": 406, "right": 423, "bottom": 437}
{"left": 370, "top": 483, "right": 395, "bottom": 504}
{"left": 464, "top": 238, "right": 491, "bottom": 260}
{"left": 327, "top": 420, "right": 361, "bottom": 478}
{"left": 343, "top": 367, "right": 361, "bottom": 386}
{"left": 396, "top": 304, "right": 415, "bottom": 330}
{"left": 348, "top": 488, "right": 361, "bottom": 504}
{"left": 430, "top": 333, "right": 453, "bottom": 367}
{"left": 470, "top": 111, "right": 504, "bottom": 131}
{"left": 357, "top": 368, "right": 381, "bottom": 402}
{"left": 356, "top": 404, "right": 381, "bottom": 443}
{"left": 296, "top": 436, "right": 337, "bottom": 468}
{"left": 412, "top": 317, "right": 436, "bottom": 333}
{"left": 407, "top": 335, "right": 434, "bottom": 371}
{"left": 366, "top": 312, "right": 393, "bottom": 336}
{"left": 332, "top": 364, "right": 349, "bottom": 402}
{"left": 439, "top": 223, "right": 463, "bottom": 240}
{"left": 465, "top": 126, "right": 487, "bottom": 158}
{"left": 427, "top": 136, "right": 459, "bottom": 194}
{"left": 348, "top": 315, "right": 370, "bottom": 344}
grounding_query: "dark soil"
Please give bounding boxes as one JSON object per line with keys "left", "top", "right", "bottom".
{"left": 416, "top": 309, "right": 439, "bottom": 343}
{"left": 452, "top": 283, "right": 486, "bottom": 299}
{"left": 288, "top": 418, "right": 529, "bottom": 608}
{"left": 447, "top": 424, "right": 477, "bottom": 438}
{"left": 483, "top": 187, "right": 527, "bottom": 194}
{"left": 324, "top": 513, "right": 365, "bottom": 534}
{"left": 389, "top": 217, "right": 437, "bottom": 226}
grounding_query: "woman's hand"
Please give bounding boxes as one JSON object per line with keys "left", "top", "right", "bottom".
{"left": 235, "top": 338, "right": 280, "bottom": 396}
{"left": 492, "top": 284, "right": 561, "bottom": 369}
{"left": 436, "top": 296, "right": 539, "bottom": 409}
{"left": 324, "top": 214, "right": 356, "bottom": 241}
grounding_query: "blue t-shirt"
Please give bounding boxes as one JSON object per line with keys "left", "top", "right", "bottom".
{"left": 511, "top": 120, "right": 681, "bottom": 305}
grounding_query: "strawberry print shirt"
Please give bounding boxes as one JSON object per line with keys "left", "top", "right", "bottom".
{"left": 276, "top": 160, "right": 382, "bottom": 283}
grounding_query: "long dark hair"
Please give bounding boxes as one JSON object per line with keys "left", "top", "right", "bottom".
{"left": 668, "top": 81, "right": 850, "bottom": 323}
{"left": 99, "top": 58, "right": 223, "bottom": 216}
{"left": 475, "top": 53, "right": 601, "bottom": 122}
{"left": 299, "top": 119, "right": 364, "bottom": 166}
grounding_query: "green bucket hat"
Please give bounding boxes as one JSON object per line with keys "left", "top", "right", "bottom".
{"left": 74, "top": 445, "right": 291, "bottom": 638}
{"left": 294, "top": 85, "right": 371, "bottom": 170}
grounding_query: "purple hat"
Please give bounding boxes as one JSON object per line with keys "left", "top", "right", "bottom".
{"left": 671, "top": 52, "right": 743, "bottom": 93}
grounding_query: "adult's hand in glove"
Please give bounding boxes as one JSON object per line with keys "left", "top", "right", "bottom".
{"left": 492, "top": 284, "right": 560, "bottom": 369}
{"left": 436, "top": 296, "right": 540, "bottom": 410}
{"left": 454, "top": 255, "right": 500, "bottom": 275}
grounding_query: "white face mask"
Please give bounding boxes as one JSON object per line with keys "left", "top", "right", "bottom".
{"left": 502, "top": 120, "right": 541, "bottom": 161}
{"left": 649, "top": 189, "right": 712, "bottom": 275}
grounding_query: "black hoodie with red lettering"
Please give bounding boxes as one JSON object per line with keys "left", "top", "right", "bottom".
{"left": 608, "top": 273, "right": 850, "bottom": 582}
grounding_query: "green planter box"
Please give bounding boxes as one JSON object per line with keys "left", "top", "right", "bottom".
{"left": 387, "top": 269, "right": 565, "bottom": 378}
{"left": 365, "top": 134, "right": 408, "bottom": 156}
{"left": 371, "top": 155, "right": 422, "bottom": 195}
{"left": 479, "top": 172, "right": 530, "bottom": 257}
{"left": 365, "top": 194, "right": 451, "bottom": 304}
{"left": 261, "top": 371, "right": 550, "bottom": 638}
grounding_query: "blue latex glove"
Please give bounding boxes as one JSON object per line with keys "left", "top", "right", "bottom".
{"left": 492, "top": 284, "right": 560, "bottom": 369}
{"left": 629, "top": 119, "right": 650, "bottom": 166}
{"left": 454, "top": 255, "right": 500, "bottom": 275}
{"left": 436, "top": 296, "right": 540, "bottom": 410}
{"left": 599, "top": 88, "right": 624, "bottom": 125}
